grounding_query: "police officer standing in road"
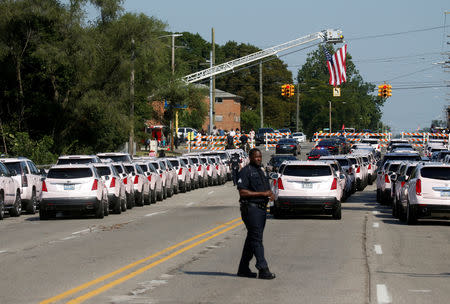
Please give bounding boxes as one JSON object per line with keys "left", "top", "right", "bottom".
{"left": 231, "top": 152, "right": 240, "bottom": 186}
{"left": 236, "top": 148, "right": 276, "bottom": 280}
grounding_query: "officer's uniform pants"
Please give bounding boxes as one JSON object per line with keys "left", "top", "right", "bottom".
{"left": 239, "top": 204, "right": 268, "bottom": 270}
{"left": 232, "top": 168, "right": 239, "bottom": 185}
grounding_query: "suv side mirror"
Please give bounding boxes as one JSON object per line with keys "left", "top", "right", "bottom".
{"left": 269, "top": 172, "right": 279, "bottom": 179}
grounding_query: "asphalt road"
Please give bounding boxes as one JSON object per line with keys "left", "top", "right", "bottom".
{"left": 0, "top": 145, "right": 449, "bottom": 304}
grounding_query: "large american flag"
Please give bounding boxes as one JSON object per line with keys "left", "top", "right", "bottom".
{"left": 322, "top": 44, "right": 347, "bottom": 87}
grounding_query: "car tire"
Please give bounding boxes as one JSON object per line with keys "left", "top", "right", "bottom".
{"left": 9, "top": 191, "right": 22, "bottom": 217}
{"left": 113, "top": 196, "right": 122, "bottom": 214}
{"left": 406, "top": 202, "right": 417, "bottom": 225}
{"left": 135, "top": 191, "right": 144, "bottom": 206}
{"left": 167, "top": 186, "right": 173, "bottom": 197}
{"left": 332, "top": 203, "right": 342, "bottom": 220}
{"left": 368, "top": 175, "right": 373, "bottom": 185}
{"left": 95, "top": 200, "right": 104, "bottom": 219}
{"left": 144, "top": 191, "right": 151, "bottom": 205}
{"left": 126, "top": 192, "right": 134, "bottom": 209}
{"left": 104, "top": 198, "right": 109, "bottom": 216}
{"left": 121, "top": 197, "right": 127, "bottom": 212}
{"left": 150, "top": 189, "right": 156, "bottom": 204}
{"left": 162, "top": 187, "right": 167, "bottom": 199}
{"left": 0, "top": 198, "right": 4, "bottom": 220}
{"left": 180, "top": 182, "right": 186, "bottom": 193}
{"left": 156, "top": 190, "right": 163, "bottom": 201}
{"left": 26, "top": 189, "right": 37, "bottom": 214}
{"left": 392, "top": 197, "right": 398, "bottom": 218}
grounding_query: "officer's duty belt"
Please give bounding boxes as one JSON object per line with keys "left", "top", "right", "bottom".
{"left": 241, "top": 202, "right": 267, "bottom": 210}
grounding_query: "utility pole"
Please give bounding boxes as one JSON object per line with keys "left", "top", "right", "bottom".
{"left": 128, "top": 38, "right": 135, "bottom": 155}
{"left": 296, "top": 84, "right": 300, "bottom": 132}
{"left": 329, "top": 101, "right": 332, "bottom": 133}
{"left": 209, "top": 50, "right": 213, "bottom": 134}
{"left": 211, "top": 28, "right": 216, "bottom": 134}
{"left": 259, "top": 62, "right": 263, "bottom": 128}
{"left": 170, "top": 33, "right": 182, "bottom": 151}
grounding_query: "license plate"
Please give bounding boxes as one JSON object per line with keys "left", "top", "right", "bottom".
{"left": 440, "top": 191, "right": 450, "bottom": 197}
{"left": 302, "top": 182, "right": 313, "bottom": 189}
{"left": 64, "top": 184, "right": 75, "bottom": 190}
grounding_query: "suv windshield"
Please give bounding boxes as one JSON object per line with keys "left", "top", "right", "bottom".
{"left": 169, "top": 160, "right": 179, "bottom": 167}
{"left": 47, "top": 168, "right": 93, "bottom": 179}
{"left": 421, "top": 167, "right": 450, "bottom": 180}
{"left": 3, "top": 162, "right": 22, "bottom": 175}
{"left": 284, "top": 165, "right": 332, "bottom": 177}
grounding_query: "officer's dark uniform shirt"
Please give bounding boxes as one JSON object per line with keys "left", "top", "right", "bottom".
{"left": 231, "top": 154, "right": 240, "bottom": 170}
{"left": 237, "top": 164, "right": 270, "bottom": 205}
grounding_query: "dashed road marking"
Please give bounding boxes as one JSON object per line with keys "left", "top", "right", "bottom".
{"left": 145, "top": 211, "right": 167, "bottom": 217}
{"left": 187, "top": 202, "right": 196, "bottom": 206}
{"left": 72, "top": 229, "right": 90, "bottom": 235}
{"left": 0, "top": 250, "right": 7, "bottom": 254}
{"left": 373, "top": 222, "right": 380, "bottom": 228}
{"left": 408, "top": 290, "right": 431, "bottom": 293}
{"left": 374, "top": 245, "right": 383, "bottom": 255}
{"left": 208, "top": 191, "right": 214, "bottom": 195}
{"left": 377, "top": 284, "right": 392, "bottom": 304}
{"left": 61, "top": 236, "right": 78, "bottom": 241}
{"left": 372, "top": 211, "right": 379, "bottom": 215}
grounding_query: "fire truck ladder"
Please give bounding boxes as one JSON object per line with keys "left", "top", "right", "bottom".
{"left": 182, "top": 29, "right": 343, "bottom": 84}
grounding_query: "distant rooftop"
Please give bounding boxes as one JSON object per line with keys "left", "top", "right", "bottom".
{"left": 194, "top": 84, "right": 243, "bottom": 100}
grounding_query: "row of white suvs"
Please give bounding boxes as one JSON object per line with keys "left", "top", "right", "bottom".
{"left": 376, "top": 140, "right": 450, "bottom": 224}
{"left": 268, "top": 145, "right": 380, "bottom": 219}
{"left": 0, "top": 150, "right": 249, "bottom": 220}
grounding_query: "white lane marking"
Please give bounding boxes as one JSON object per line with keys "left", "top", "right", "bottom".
{"left": 373, "top": 222, "right": 380, "bottom": 228}
{"left": 61, "top": 236, "right": 78, "bottom": 241}
{"left": 187, "top": 202, "right": 196, "bottom": 206}
{"left": 208, "top": 191, "right": 214, "bottom": 195}
{"left": 0, "top": 250, "right": 7, "bottom": 254}
{"left": 72, "top": 229, "right": 90, "bottom": 235}
{"left": 145, "top": 211, "right": 167, "bottom": 217}
{"left": 372, "top": 211, "right": 379, "bottom": 215}
{"left": 377, "top": 284, "right": 392, "bottom": 304}
{"left": 374, "top": 245, "right": 383, "bottom": 255}
{"left": 408, "top": 290, "right": 431, "bottom": 293}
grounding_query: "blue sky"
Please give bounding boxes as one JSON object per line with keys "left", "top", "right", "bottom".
{"left": 89, "top": 0, "right": 449, "bottom": 134}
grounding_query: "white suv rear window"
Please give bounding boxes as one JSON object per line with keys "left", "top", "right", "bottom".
{"left": 421, "top": 167, "right": 450, "bottom": 180}
{"left": 283, "top": 165, "right": 332, "bottom": 177}
{"left": 47, "top": 168, "right": 93, "bottom": 179}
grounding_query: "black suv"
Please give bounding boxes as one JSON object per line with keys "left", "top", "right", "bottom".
{"left": 255, "top": 128, "right": 275, "bottom": 146}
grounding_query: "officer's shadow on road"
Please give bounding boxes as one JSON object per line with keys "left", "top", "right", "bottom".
{"left": 183, "top": 271, "right": 237, "bottom": 277}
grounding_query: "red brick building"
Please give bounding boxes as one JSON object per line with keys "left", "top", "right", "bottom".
{"left": 200, "top": 86, "right": 242, "bottom": 132}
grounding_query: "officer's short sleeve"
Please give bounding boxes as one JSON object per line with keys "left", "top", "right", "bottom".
{"left": 237, "top": 167, "right": 250, "bottom": 190}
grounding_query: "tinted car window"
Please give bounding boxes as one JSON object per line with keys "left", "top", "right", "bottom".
{"left": 137, "top": 164, "right": 148, "bottom": 172}
{"left": 98, "top": 155, "right": 131, "bottom": 162}
{"left": 310, "top": 149, "right": 330, "bottom": 156}
{"left": 136, "top": 165, "right": 144, "bottom": 174}
{"left": 271, "top": 155, "right": 297, "bottom": 166}
{"left": 382, "top": 155, "right": 421, "bottom": 163}
{"left": 150, "top": 162, "right": 159, "bottom": 170}
{"left": 170, "top": 160, "right": 179, "bottom": 167}
{"left": 348, "top": 158, "right": 357, "bottom": 165}
{"left": 159, "top": 161, "right": 166, "bottom": 170}
{"left": 406, "top": 166, "right": 416, "bottom": 176}
{"left": 95, "top": 166, "right": 111, "bottom": 176}
{"left": 388, "top": 164, "right": 400, "bottom": 172}
{"left": 124, "top": 165, "right": 134, "bottom": 174}
{"left": 190, "top": 158, "right": 199, "bottom": 164}
{"left": 278, "top": 139, "right": 296, "bottom": 144}
{"left": 57, "top": 158, "right": 93, "bottom": 165}
{"left": 336, "top": 159, "right": 350, "bottom": 167}
{"left": 283, "top": 165, "right": 332, "bottom": 177}
{"left": 47, "top": 168, "right": 93, "bottom": 179}
{"left": 113, "top": 165, "right": 124, "bottom": 174}
{"left": 3, "top": 162, "right": 21, "bottom": 175}
{"left": 421, "top": 167, "right": 450, "bottom": 180}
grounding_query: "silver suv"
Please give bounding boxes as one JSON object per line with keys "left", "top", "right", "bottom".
{"left": 1, "top": 157, "right": 43, "bottom": 214}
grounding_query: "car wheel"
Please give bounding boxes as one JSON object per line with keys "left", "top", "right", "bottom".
{"left": 113, "top": 196, "right": 122, "bottom": 214}
{"left": 126, "top": 192, "right": 134, "bottom": 209}
{"left": 135, "top": 191, "right": 144, "bottom": 206}
{"left": 167, "top": 186, "right": 173, "bottom": 197}
{"left": 332, "top": 203, "right": 342, "bottom": 220}
{"left": 9, "top": 191, "right": 22, "bottom": 217}
{"left": 0, "top": 198, "right": 4, "bottom": 220}
{"left": 273, "top": 207, "right": 282, "bottom": 219}
{"left": 104, "top": 198, "right": 109, "bottom": 216}
{"left": 150, "top": 189, "right": 156, "bottom": 204}
{"left": 406, "top": 202, "right": 417, "bottom": 225}
{"left": 392, "top": 197, "right": 398, "bottom": 218}
{"left": 95, "top": 200, "right": 104, "bottom": 219}
{"left": 39, "top": 208, "right": 49, "bottom": 220}
{"left": 156, "top": 190, "right": 163, "bottom": 201}
{"left": 163, "top": 187, "right": 167, "bottom": 199}
{"left": 27, "top": 189, "right": 37, "bottom": 214}
{"left": 180, "top": 182, "right": 186, "bottom": 193}
{"left": 399, "top": 202, "right": 406, "bottom": 222}
{"left": 121, "top": 197, "right": 127, "bottom": 212}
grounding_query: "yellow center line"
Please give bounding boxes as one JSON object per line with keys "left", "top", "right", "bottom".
{"left": 40, "top": 217, "right": 241, "bottom": 304}
{"left": 67, "top": 221, "right": 243, "bottom": 304}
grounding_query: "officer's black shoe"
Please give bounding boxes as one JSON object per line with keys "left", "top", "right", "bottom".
{"left": 258, "top": 268, "right": 276, "bottom": 280}
{"left": 237, "top": 268, "right": 257, "bottom": 278}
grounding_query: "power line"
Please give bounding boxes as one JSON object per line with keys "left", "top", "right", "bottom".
{"left": 347, "top": 25, "right": 450, "bottom": 41}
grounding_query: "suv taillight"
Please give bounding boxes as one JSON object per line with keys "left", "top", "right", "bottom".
{"left": 207, "top": 165, "right": 210, "bottom": 171}
{"left": 356, "top": 166, "right": 361, "bottom": 173}
{"left": 178, "top": 168, "right": 183, "bottom": 175}
{"left": 384, "top": 174, "right": 390, "bottom": 183}
{"left": 416, "top": 179, "right": 421, "bottom": 196}
{"left": 110, "top": 177, "right": 116, "bottom": 188}
{"left": 123, "top": 177, "right": 127, "bottom": 185}
{"left": 147, "top": 175, "right": 152, "bottom": 182}
{"left": 216, "top": 165, "right": 219, "bottom": 170}
{"left": 277, "top": 178, "right": 284, "bottom": 190}
{"left": 92, "top": 179, "right": 98, "bottom": 191}
{"left": 198, "top": 165, "right": 202, "bottom": 171}
{"left": 368, "top": 164, "right": 372, "bottom": 170}
{"left": 330, "top": 178, "right": 337, "bottom": 190}
{"left": 189, "top": 167, "right": 191, "bottom": 172}
{"left": 134, "top": 176, "right": 139, "bottom": 184}
{"left": 42, "top": 180, "right": 47, "bottom": 192}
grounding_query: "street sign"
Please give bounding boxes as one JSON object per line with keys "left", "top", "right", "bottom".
{"left": 333, "top": 87, "right": 341, "bottom": 97}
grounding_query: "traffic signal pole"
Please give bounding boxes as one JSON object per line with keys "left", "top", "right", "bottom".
{"left": 296, "top": 85, "right": 300, "bottom": 132}
{"left": 260, "top": 61, "right": 263, "bottom": 128}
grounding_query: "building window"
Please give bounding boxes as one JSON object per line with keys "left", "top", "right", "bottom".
{"left": 215, "top": 98, "right": 223, "bottom": 103}
{"left": 234, "top": 99, "right": 240, "bottom": 104}
{"left": 215, "top": 115, "right": 223, "bottom": 122}
{"left": 235, "top": 116, "right": 240, "bottom": 122}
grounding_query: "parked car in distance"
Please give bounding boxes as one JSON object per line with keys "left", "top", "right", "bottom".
{"left": 266, "top": 154, "right": 298, "bottom": 173}
{"left": 0, "top": 162, "right": 22, "bottom": 219}
{"left": 275, "top": 138, "right": 301, "bottom": 156}
{"left": 292, "top": 132, "right": 307, "bottom": 143}
{"left": 255, "top": 128, "right": 275, "bottom": 146}
{"left": 57, "top": 155, "right": 101, "bottom": 165}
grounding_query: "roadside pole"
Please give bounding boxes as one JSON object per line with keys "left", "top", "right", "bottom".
{"left": 265, "top": 132, "right": 268, "bottom": 151}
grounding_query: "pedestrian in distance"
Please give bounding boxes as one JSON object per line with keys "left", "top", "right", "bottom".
{"left": 226, "top": 132, "right": 235, "bottom": 150}
{"left": 231, "top": 152, "right": 240, "bottom": 186}
{"left": 240, "top": 132, "right": 249, "bottom": 152}
{"left": 236, "top": 148, "right": 276, "bottom": 280}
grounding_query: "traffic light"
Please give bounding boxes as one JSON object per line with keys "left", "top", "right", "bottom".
{"left": 378, "top": 83, "right": 392, "bottom": 98}
{"left": 387, "top": 84, "right": 392, "bottom": 97}
{"left": 378, "top": 85, "right": 383, "bottom": 97}
{"left": 281, "top": 84, "right": 286, "bottom": 96}
{"left": 289, "top": 84, "right": 295, "bottom": 97}
{"left": 286, "top": 84, "right": 291, "bottom": 97}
